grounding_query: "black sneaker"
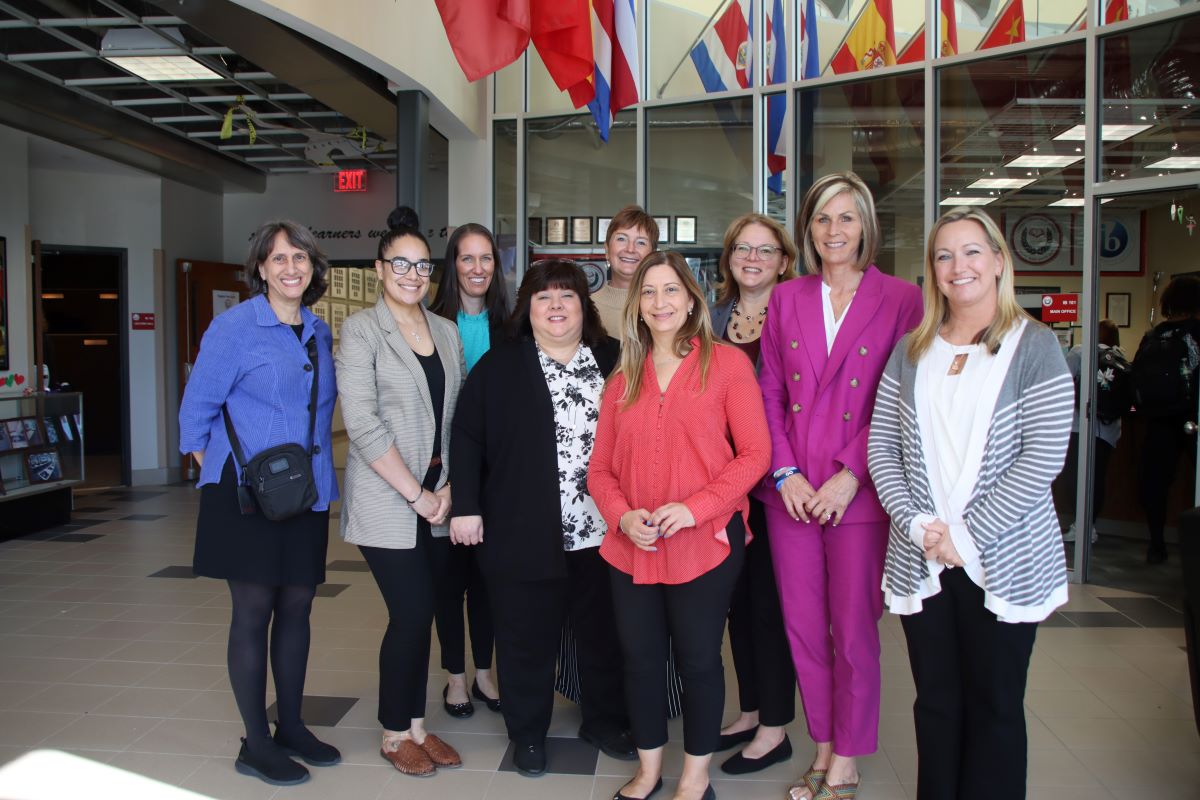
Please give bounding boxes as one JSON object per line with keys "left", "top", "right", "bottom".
{"left": 273, "top": 721, "right": 342, "bottom": 766}
{"left": 513, "top": 741, "right": 546, "bottom": 777}
{"left": 235, "top": 737, "right": 310, "bottom": 786}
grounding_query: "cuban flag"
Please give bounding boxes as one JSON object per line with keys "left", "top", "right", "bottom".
{"left": 765, "top": 0, "right": 787, "bottom": 194}
{"left": 569, "top": 0, "right": 641, "bottom": 142}
{"left": 800, "top": 0, "right": 819, "bottom": 79}
{"left": 689, "top": 0, "right": 752, "bottom": 93}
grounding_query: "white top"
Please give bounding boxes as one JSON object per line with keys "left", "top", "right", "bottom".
{"left": 927, "top": 336, "right": 992, "bottom": 511}
{"left": 536, "top": 342, "right": 607, "bottom": 551}
{"left": 821, "top": 281, "right": 854, "bottom": 355}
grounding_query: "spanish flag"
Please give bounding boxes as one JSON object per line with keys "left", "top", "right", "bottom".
{"left": 978, "top": 0, "right": 1025, "bottom": 51}
{"left": 830, "top": 0, "right": 897, "bottom": 74}
{"left": 896, "top": 0, "right": 958, "bottom": 63}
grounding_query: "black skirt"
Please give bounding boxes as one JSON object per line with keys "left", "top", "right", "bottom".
{"left": 193, "top": 457, "right": 329, "bottom": 586}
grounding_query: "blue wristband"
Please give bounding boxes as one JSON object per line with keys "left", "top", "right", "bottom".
{"left": 774, "top": 467, "right": 800, "bottom": 491}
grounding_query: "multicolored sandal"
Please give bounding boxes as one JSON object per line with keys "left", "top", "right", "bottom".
{"left": 786, "top": 766, "right": 826, "bottom": 800}
{"left": 813, "top": 779, "right": 859, "bottom": 799}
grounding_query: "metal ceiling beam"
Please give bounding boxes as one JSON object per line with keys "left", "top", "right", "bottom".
{"left": 0, "top": 62, "right": 265, "bottom": 192}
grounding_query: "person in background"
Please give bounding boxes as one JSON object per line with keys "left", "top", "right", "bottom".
{"left": 1061, "top": 319, "right": 1127, "bottom": 546}
{"left": 708, "top": 213, "right": 799, "bottom": 775}
{"left": 868, "top": 207, "right": 1073, "bottom": 800}
{"left": 1133, "top": 275, "right": 1200, "bottom": 563}
{"left": 759, "top": 172, "right": 922, "bottom": 800}
{"left": 427, "top": 222, "right": 510, "bottom": 716}
{"left": 590, "top": 251, "right": 771, "bottom": 800}
{"left": 179, "top": 220, "right": 340, "bottom": 786}
{"left": 450, "top": 259, "right": 633, "bottom": 777}
{"left": 335, "top": 208, "right": 466, "bottom": 778}
{"left": 590, "top": 205, "right": 659, "bottom": 335}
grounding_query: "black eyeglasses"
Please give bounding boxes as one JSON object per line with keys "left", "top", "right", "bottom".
{"left": 387, "top": 257, "right": 434, "bottom": 277}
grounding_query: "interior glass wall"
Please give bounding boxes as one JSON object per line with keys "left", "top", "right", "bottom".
{"left": 493, "top": 119, "right": 519, "bottom": 300}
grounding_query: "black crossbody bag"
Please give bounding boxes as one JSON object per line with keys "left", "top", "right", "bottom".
{"left": 222, "top": 337, "right": 320, "bottom": 521}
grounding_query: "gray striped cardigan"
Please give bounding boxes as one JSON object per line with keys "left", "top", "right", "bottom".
{"left": 867, "top": 321, "right": 1074, "bottom": 622}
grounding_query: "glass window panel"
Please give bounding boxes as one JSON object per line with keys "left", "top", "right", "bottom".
{"left": 1100, "top": 13, "right": 1200, "bottom": 182}
{"left": 651, "top": 0, "right": 749, "bottom": 100}
{"left": 1104, "top": 0, "right": 1198, "bottom": 26}
{"left": 765, "top": 91, "right": 789, "bottom": 225}
{"left": 955, "top": 0, "right": 1086, "bottom": 55}
{"left": 495, "top": 54, "right": 525, "bottom": 114}
{"left": 526, "top": 111, "right": 637, "bottom": 264}
{"left": 528, "top": 46, "right": 577, "bottom": 114}
{"left": 493, "top": 120, "right": 519, "bottom": 301}
{"left": 798, "top": 71, "right": 924, "bottom": 280}
{"left": 647, "top": 97, "right": 754, "bottom": 299}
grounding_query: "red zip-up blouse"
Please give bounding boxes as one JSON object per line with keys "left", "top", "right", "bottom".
{"left": 589, "top": 340, "right": 771, "bottom": 585}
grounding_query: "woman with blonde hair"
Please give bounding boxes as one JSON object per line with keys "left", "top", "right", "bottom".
{"left": 707, "top": 214, "right": 800, "bottom": 775}
{"left": 868, "top": 208, "right": 1073, "bottom": 799}
{"left": 590, "top": 251, "right": 770, "bottom": 800}
{"left": 760, "top": 172, "right": 922, "bottom": 800}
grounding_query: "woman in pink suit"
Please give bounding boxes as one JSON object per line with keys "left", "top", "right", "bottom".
{"left": 759, "top": 172, "right": 922, "bottom": 800}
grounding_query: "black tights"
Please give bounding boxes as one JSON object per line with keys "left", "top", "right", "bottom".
{"left": 227, "top": 580, "right": 316, "bottom": 741}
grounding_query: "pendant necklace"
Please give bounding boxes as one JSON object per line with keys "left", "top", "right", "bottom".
{"left": 730, "top": 298, "right": 768, "bottom": 341}
{"left": 948, "top": 352, "right": 969, "bottom": 376}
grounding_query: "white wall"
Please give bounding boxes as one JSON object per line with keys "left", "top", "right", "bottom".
{"left": 0, "top": 128, "right": 30, "bottom": 387}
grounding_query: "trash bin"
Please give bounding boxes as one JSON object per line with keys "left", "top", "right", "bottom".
{"left": 1181, "top": 507, "right": 1200, "bottom": 738}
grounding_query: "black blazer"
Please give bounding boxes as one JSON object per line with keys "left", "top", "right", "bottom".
{"left": 450, "top": 335, "right": 620, "bottom": 582}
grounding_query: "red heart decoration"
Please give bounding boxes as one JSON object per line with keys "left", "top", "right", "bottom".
{"left": 14, "top": 374, "right": 24, "bottom": 385}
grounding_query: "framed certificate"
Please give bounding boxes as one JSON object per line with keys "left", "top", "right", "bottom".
{"left": 596, "top": 217, "right": 612, "bottom": 244}
{"left": 1105, "top": 292, "right": 1131, "bottom": 328}
{"left": 348, "top": 269, "right": 364, "bottom": 302}
{"left": 653, "top": 216, "right": 670, "bottom": 244}
{"left": 571, "top": 216, "right": 593, "bottom": 245}
{"left": 528, "top": 216, "right": 544, "bottom": 246}
{"left": 546, "top": 217, "right": 568, "bottom": 245}
{"left": 674, "top": 216, "right": 698, "bottom": 244}
{"left": 328, "top": 267, "right": 347, "bottom": 299}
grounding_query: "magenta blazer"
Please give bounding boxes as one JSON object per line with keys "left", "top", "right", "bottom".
{"left": 759, "top": 266, "right": 923, "bottom": 524}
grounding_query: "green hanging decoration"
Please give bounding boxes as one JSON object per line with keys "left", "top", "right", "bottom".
{"left": 220, "top": 106, "right": 234, "bottom": 140}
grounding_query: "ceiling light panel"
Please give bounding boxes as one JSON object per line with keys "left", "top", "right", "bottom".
{"left": 940, "top": 197, "right": 996, "bottom": 206}
{"left": 1007, "top": 155, "right": 1084, "bottom": 168}
{"left": 967, "top": 178, "right": 1037, "bottom": 189}
{"left": 106, "top": 56, "right": 222, "bottom": 82}
{"left": 1147, "top": 157, "right": 1200, "bottom": 169}
{"left": 1053, "top": 124, "right": 1153, "bottom": 141}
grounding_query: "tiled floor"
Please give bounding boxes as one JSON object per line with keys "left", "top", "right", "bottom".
{"left": 0, "top": 483, "right": 1196, "bottom": 799}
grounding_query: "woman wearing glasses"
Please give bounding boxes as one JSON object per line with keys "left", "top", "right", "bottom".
{"left": 707, "top": 214, "right": 799, "bottom": 775}
{"left": 336, "top": 207, "right": 466, "bottom": 778}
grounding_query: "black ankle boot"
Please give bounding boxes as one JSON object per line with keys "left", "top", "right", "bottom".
{"left": 235, "top": 737, "right": 310, "bottom": 785}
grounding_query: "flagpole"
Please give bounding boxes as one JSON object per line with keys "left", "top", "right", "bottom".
{"left": 655, "top": 0, "right": 733, "bottom": 98}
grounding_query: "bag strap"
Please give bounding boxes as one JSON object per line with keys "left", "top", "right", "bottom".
{"left": 221, "top": 330, "right": 321, "bottom": 479}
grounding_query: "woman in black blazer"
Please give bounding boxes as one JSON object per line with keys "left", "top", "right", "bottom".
{"left": 450, "top": 259, "right": 631, "bottom": 777}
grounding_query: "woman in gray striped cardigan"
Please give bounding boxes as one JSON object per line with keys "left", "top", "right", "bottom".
{"left": 866, "top": 208, "right": 1073, "bottom": 800}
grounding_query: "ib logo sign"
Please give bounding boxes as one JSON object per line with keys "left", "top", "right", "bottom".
{"left": 1101, "top": 219, "right": 1129, "bottom": 260}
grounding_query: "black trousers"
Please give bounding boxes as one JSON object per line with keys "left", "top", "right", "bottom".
{"left": 433, "top": 541, "right": 494, "bottom": 673}
{"left": 900, "top": 567, "right": 1038, "bottom": 800}
{"left": 1138, "top": 415, "right": 1195, "bottom": 549}
{"left": 487, "top": 546, "right": 628, "bottom": 746}
{"left": 359, "top": 523, "right": 450, "bottom": 731}
{"left": 727, "top": 498, "right": 796, "bottom": 726}
{"left": 610, "top": 514, "right": 745, "bottom": 756}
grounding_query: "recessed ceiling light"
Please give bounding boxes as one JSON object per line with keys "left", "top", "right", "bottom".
{"left": 1053, "top": 124, "right": 1152, "bottom": 141}
{"left": 1049, "top": 199, "right": 1085, "bottom": 207}
{"left": 105, "top": 56, "right": 222, "bottom": 82}
{"left": 940, "top": 197, "right": 996, "bottom": 206}
{"left": 968, "top": 178, "right": 1036, "bottom": 189}
{"left": 1007, "top": 155, "right": 1084, "bottom": 168}
{"left": 1147, "top": 157, "right": 1200, "bottom": 169}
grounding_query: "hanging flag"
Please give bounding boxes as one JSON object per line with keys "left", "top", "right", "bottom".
{"left": 690, "top": 0, "right": 752, "bottom": 93}
{"left": 1076, "top": 0, "right": 1130, "bottom": 29}
{"left": 569, "top": 0, "right": 641, "bottom": 141}
{"left": 800, "top": 0, "right": 820, "bottom": 79}
{"left": 531, "top": 0, "right": 595, "bottom": 93}
{"left": 896, "top": 0, "right": 956, "bottom": 63}
{"left": 435, "top": 0, "right": 531, "bottom": 82}
{"left": 766, "top": 0, "right": 787, "bottom": 193}
{"left": 830, "top": 0, "right": 897, "bottom": 74}
{"left": 977, "top": 0, "right": 1025, "bottom": 51}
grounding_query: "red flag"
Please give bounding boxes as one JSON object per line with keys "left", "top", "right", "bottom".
{"left": 435, "top": 0, "right": 530, "bottom": 83}
{"left": 531, "top": 0, "right": 594, "bottom": 94}
{"left": 1077, "top": 0, "right": 1130, "bottom": 29}
{"left": 896, "top": 0, "right": 956, "bottom": 63}
{"left": 896, "top": 24, "right": 924, "bottom": 64}
{"left": 830, "top": 0, "right": 897, "bottom": 74}
{"left": 978, "top": 0, "right": 1025, "bottom": 51}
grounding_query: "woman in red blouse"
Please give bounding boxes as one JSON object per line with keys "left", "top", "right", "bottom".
{"left": 589, "top": 251, "right": 771, "bottom": 800}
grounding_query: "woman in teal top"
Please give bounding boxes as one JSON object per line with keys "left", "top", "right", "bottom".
{"left": 428, "top": 222, "right": 511, "bottom": 715}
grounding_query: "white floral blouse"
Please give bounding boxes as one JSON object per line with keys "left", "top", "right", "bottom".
{"left": 536, "top": 343, "right": 607, "bottom": 551}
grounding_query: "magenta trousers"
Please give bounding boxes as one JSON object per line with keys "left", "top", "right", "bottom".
{"left": 766, "top": 506, "right": 887, "bottom": 756}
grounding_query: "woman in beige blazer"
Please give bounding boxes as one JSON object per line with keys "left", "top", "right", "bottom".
{"left": 335, "top": 207, "right": 466, "bottom": 778}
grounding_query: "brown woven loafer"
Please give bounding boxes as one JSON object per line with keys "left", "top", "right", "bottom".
{"left": 419, "top": 733, "right": 462, "bottom": 768}
{"left": 380, "top": 739, "right": 435, "bottom": 777}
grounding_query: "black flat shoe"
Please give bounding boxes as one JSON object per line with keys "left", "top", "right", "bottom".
{"left": 513, "top": 741, "right": 546, "bottom": 777}
{"left": 471, "top": 679, "right": 501, "bottom": 712}
{"left": 613, "top": 776, "right": 663, "bottom": 800}
{"left": 720, "top": 733, "right": 792, "bottom": 774}
{"left": 443, "top": 684, "right": 474, "bottom": 718}
{"left": 273, "top": 720, "right": 341, "bottom": 766}
{"left": 579, "top": 724, "right": 637, "bottom": 760}
{"left": 235, "top": 737, "right": 310, "bottom": 786}
{"left": 715, "top": 725, "right": 758, "bottom": 752}
{"left": 701, "top": 785, "right": 716, "bottom": 800}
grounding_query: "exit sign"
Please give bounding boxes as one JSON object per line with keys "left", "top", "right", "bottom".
{"left": 335, "top": 169, "right": 367, "bottom": 193}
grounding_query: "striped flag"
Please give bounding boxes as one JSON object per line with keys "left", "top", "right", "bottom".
{"left": 896, "top": 0, "right": 956, "bottom": 63}
{"left": 766, "top": 0, "right": 787, "bottom": 193}
{"left": 800, "top": 0, "right": 820, "bottom": 79}
{"left": 830, "top": 0, "right": 897, "bottom": 74}
{"left": 567, "top": 0, "right": 640, "bottom": 142}
{"left": 689, "top": 0, "right": 752, "bottom": 93}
